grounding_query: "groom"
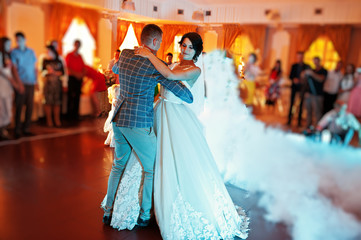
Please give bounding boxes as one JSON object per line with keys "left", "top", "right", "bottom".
{"left": 103, "top": 24, "right": 193, "bottom": 227}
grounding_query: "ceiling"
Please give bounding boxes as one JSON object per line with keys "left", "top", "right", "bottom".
{"left": 188, "top": 0, "right": 356, "bottom": 4}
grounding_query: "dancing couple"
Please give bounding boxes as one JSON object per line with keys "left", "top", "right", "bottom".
{"left": 102, "top": 24, "right": 249, "bottom": 239}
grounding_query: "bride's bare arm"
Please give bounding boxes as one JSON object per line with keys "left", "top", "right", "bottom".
{"left": 135, "top": 47, "right": 200, "bottom": 81}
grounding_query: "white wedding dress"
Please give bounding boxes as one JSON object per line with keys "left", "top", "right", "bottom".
{"left": 101, "top": 60, "right": 249, "bottom": 239}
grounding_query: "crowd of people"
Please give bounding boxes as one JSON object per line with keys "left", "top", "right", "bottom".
{"left": 0, "top": 32, "right": 119, "bottom": 140}
{"left": 240, "top": 50, "right": 361, "bottom": 144}
{"left": 284, "top": 52, "right": 361, "bottom": 144}
{"left": 282, "top": 51, "right": 361, "bottom": 130}
{"left": 1, "top": 29, "right": 361, "bottom": 143}
{"left": 0, "top": 32, "right": 37, "bottom": 140}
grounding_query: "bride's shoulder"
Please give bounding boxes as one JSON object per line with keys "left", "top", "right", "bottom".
{"left": 168, "top": 62, "right": 179, "bottom": 70}
{"left": 173, "top": 62, "right": 200, "bottom": 71}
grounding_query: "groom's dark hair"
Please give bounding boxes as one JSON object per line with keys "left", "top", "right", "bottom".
{"left": 141, "top": 24, "right": 163, "bottom": 45}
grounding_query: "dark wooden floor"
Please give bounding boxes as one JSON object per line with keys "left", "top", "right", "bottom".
{"left": 0, "top": 116, "right": 295, "bottom": 240}
{"left": 7, "top": 102, "right": 361, "bottom": 240}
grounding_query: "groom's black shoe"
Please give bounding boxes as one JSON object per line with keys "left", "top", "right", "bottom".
{"left": 103, "top": 214, "right": 112, "bottom": 226}
{"left": 137, "top": 217, "right": 150, "bottom": 227}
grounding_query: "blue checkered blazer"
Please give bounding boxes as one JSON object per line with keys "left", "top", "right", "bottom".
{"left": 112, "top": 49, "right": 193, "bottom": 128}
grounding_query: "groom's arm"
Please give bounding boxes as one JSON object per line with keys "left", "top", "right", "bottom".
{"left": 156, "top": 75, "right": 193, "bottom": 103}
{"left": 119, "top": 50, "right": 192, "bottom": 103}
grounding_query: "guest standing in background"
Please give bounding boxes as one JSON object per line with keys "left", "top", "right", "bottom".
{"left": 347, "top": 67, "right": 361, "bottom": 117}
{"left": 304, "top": 56, "right": 327, "bottom": 128}
{"left": 107, "top": 49, "right": 120, "bottom": 85}
{"left": 338, "top": 63, "right": 355, "bottom": 104}
{"left": 287, "top": 51, "right": 310, "bottom": 127}
{"left": 265, "top": 59, "right": 282, "bottom": 107}
{"left": 0, "top": 37, "right": 24, "bottom": 140}
{"left": 48, "top": 40, "right": 68, "bottom": 92}
{"left": 65, "top": 39, "right": 85, "bottom": 121}
{"left": 11, "top": 32, "right": 37, "bottom": 138}
{"left": 42, "top": 45, "right": 64, "bottom": 127}
{"left": 323, "top": 60, "right": 343, "bottom": 114}
{"left": 165, "top": 52, "right": 173, "bottom": 65}
{"left": 243, "top": 53, "right": 261, "bottom": 107}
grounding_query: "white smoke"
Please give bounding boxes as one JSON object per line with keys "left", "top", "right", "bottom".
{"left": 200, "top": 50, "right": 361, "bottom": 240}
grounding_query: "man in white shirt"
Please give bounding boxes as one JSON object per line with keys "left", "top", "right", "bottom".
{"left": 323, "top": 61, "right": 343, "bottom": 114}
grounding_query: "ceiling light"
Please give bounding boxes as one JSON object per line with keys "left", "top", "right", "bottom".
{"left": 122, "top": 0, "right": 135, "bottom": 11}
{"left": 192, "top": 10, "right": 204, "bottom": 21}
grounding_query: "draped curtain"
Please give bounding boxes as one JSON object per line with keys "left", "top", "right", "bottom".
{"left": 222, "top": 24, "right": 266, "bottom": 58}
{"left": 285, "top": 28, "right": 300, "bottom": 76}
{"left": 296, "top": 25, "right": 323, "bottom": 52}
{"left": 241, "top": 25, "right": 267, "bottom": 55}
{"left": 81, "top": 10, "right": 100, "bottom": 44}
{"left": 324, "top": 25, "right": 351, "bottom": 63}
{"left": 296, "top": 25, "right": 352, "bottom": 64}
{"left": 49, "top": 3, "right": 100, "bottom": 54}
{"left": 158, "top": 24, "right": 198, "bottom": 60}
{"left": 133, "top": 22, "right": 146, "bottom": 45}
{"left": 158, "top": 25, "right": 184, "bottom": 60}
{"left": 222, "top": 24, "right": 242, "bottom": 50}
{"left": 0, "top": 0, "right": 7, "bottom": 36}
{"left": 116, "top": 21, "right": 145, "bottom": 49}
{"left": 116, "top": 20, "right": 130, "bottom": 48}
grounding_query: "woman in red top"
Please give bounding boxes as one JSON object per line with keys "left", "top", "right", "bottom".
{"left": 265, "top": 59, "right": 282, "bottom": 106}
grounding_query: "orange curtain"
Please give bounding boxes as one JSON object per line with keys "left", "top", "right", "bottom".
{"left": 132, "top": 22, "right": 146, "bottom": 45}
{"left": 177, "top": 25, "right": 198, "bottom": 35}
{"left": 48, "top": 3, "right": 74, "bottom": 55}
{"left": 115, "top": 21, "right": 144, "bottom": 49}
{"left": 159, "top": 24, "right": 197, "bottom": 60}
{"left": 116, "top": 20, "right": 131, "bottom": 49}
{"left": 49, "top": 3, "right": 100, "bottom": 55}
{"left": 158, "top": 25, "right": 180, "bottom": 60}
{"left": 325, "top": 25, "right": 352, "bottom": 63}
{"left": 222, "top": 24, "right": 242, "bottom": 50}
{"left": 81, "top": 9, "right": 101, "bottom": 46}
{"left": 285, "top": 27, "right": 300, "bottom": 75}
{"left": 241, "top": 25, "right": 266, "bottom": 54}
{"left": 296, "top": 25, "right": 323, "bottom": 52}
{"left": 0, "top": 0, "right": 6, "bottom": 36}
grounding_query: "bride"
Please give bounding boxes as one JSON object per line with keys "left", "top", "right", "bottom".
{"left": 102, "top": 32, "right": 249, "bottom": 239}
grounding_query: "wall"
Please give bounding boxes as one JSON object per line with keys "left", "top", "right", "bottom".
{"left": 7, "top": 2, "right": 45, "bottom": 57}
{"left": 102, "top": 0, "right": 361, "bottom": 24}
{"left": 97, "top": 18, "right": 113, "bottom": 69}
{"left": 203, "top": 30, "right": 218, "bottom": 53}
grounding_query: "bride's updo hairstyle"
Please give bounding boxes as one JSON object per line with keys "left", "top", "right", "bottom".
{"left": 179, "top": 32, "right": 203, "bottom": 62}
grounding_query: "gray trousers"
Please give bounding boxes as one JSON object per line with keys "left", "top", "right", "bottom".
{"left": 105, "top": 123, "right": 156, "bottom": 220}
{"left": 305, "top": 93, "right": 324, "bottom": 128}
{"left": 15, "top": 84, "right": 34, "bottom": 134}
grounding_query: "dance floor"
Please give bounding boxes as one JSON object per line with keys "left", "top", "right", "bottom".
{"left": 1, "top": 111, "right": 359, "bottom": 240}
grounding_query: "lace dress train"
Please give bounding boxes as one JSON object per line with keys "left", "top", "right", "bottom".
{"left": 101, "top": 152, "right": 143, "bottom": 230}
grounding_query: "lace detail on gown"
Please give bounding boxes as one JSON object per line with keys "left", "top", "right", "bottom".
{"left": 212, "top": 186, "right": 249, "bottom": 239}
{"left": 101, "top": 154, "right": 143, "bottom": 230}
{"left": 166, "top": 182, "right": 249, "bottom": 240}
{"left": 167, "top": 189, "right": 219, "bottom": 240}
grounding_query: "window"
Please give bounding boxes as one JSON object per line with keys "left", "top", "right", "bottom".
{"left": 172, "top": 34, "right": 183, "bottom": 62}
{"left": 230, "top": 34, "right": 255, "bottom": 76}
{"left": 119, "top": 24, "right": 139, "bottom": 51}
{"left": 304, "top": 36, "right": 341, "bottom": 70}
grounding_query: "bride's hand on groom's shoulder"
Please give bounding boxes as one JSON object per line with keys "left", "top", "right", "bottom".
{"left": 134, "top": 46, "right": 151, "bottom": 59}
{"left": 112, "top": 98, "right": 120, "bottom": 107}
